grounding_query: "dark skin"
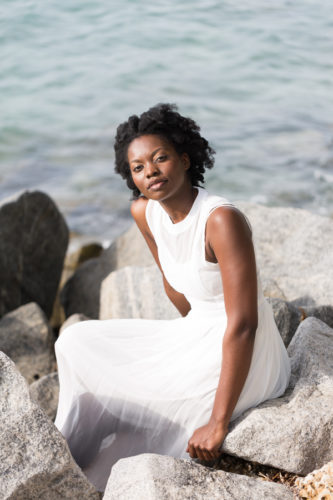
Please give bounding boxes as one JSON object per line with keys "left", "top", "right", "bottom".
{"left": 128, "top": 134, "right": 258, "bottom": 462}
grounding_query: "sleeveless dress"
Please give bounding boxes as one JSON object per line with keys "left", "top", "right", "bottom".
{"left": 54, "top": 187, "right": 290, "bottom": 492}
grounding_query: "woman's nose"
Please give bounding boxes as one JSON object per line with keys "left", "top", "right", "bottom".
{"left": 145, "top": 161, "right": 159, "bottom": 177}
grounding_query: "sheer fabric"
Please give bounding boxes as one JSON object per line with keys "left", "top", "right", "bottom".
{"left": 54, "top": 187, "right": 290, "bottom": 491}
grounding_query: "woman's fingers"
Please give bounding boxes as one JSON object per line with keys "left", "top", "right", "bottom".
{"left": 200, "top": 448, "right": 214, "bottom": 462}
{"left": 200, "top": 443, "right": 221, "bottom": 462}
{"left": 187, "top": 442, "right": 197, "bottom": 459}
{"left": 187, "top": 422, "right": 226, "bottom": 462}
{"left": 187, "top": 440, "right": 218, "bottom": 462}
{"left": 194, "top": 446, "right": 206, "bottom": 462}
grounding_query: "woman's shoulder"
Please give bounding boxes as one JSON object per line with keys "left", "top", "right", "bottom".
{"left": 130, "top": 196, "right": 149, "bottom": 220}
{"left": 130, "top": 197, "right": 151, "bottom": 234}
{"left": 202, "top": 191, "right": 252, "bottom": 236}
{"left": 131, "top": 196, "right": 159, "bottom": 239}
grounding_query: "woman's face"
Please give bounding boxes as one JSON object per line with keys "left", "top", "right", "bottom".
{"left": 127, "top": 134, "right": 190, "bottom": 201}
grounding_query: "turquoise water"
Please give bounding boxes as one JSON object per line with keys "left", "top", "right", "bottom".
{"left": 1, "top": 1, "right": 333, "bottom": 242}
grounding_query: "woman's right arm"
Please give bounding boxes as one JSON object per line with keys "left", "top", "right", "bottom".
{"left": 130, "top": 197, "right": 191, "bottom": 317}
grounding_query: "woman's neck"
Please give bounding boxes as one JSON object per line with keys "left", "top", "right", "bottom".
{"left": 159, "top": 186, "right": 198, "bottom": 224}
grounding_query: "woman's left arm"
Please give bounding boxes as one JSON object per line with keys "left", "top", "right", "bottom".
{"left": 186, "top": 206, "right": 258, "bottom": 462}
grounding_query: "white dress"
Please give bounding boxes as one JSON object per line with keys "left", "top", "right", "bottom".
{"left": 54, "top": 187, "right": 290, "bottom": 492}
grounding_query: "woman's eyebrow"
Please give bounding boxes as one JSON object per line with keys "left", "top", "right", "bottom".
{"left": 130, "top": 147, "right": 164, "bottom": 164}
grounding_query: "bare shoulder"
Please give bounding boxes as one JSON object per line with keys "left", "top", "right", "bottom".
{"left": 130, "top": 196, "right": 148, "bottom": 220}
{"left": 206, "top": 205, "right": 252, "bottom": 246}
{"left": 130, "top": 196, "right": 154, "bottom": 240}
{"left": 131, "top": 196, "right": 148, "bottom": 217}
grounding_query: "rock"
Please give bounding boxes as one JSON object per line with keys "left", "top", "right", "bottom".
{"left": 59, "top": 313, "right": 91, "bottom": 334}
{"left": 50, "top": 242, "right": 103, "bottom": 329}
{"left": 0, "top": 190, "right": 69, "bottom": 318}
{"left": 223, "top": 317, "right": 333, "bottom": 475}
{"left": 103, "top": 453, "right": 293, "bottom": 500}
{"left": 0, "top": 351, "right": 99, "bottom": 499}
{"left": 267, "top": 298, "right": 302, "bottom": 346}
{"left": 0, "top": 302, "right": 55, "bottom": 384}
{"left": 268, "top": 299, "right": 333, "bottom": 347}
{"left": 238, "top": 202, "right": 333, "bottom": 305}
{"left": 67, "top": 242, "right": 104, "bottom": 269}
{"left": 61, "top": 224, "right": 154, "bottom": 319}
{"left": 303, "top": 305, "right": 333, "bottom": 329}
{"left": 29, "top": 372, "right": 59, "bottom": 421}
{"left": 261, "top": 278, "right": 287, "bottom": 300}
{"left": 290, "top": 296, "right": 317, "bottom": 308}
{"left": 100, "top": 265, "right": 180, "bottom": 320}
{"left": 295, "top": 460, "right": 333, "bottom": 498}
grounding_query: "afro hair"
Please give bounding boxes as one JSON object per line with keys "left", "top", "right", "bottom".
{"left": 114, "top": 103, "right": 215, "bottom": 199}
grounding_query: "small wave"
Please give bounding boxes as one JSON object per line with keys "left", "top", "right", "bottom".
{"left": 314, "top": 169, "right": 333, "bottom": 184}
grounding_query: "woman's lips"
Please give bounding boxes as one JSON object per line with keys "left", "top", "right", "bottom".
{"left": 148, "top": 180, "right": 167, "bottom": 191}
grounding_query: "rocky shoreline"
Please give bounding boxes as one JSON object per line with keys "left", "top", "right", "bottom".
{"left": 1, "top": 190, "right": 333, "bottom": 499}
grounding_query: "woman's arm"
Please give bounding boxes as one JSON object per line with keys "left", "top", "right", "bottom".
{"left": 130, "top": 197, "right": 191, "bottom": 317}
{"left": 186, "top": 206, "right": 258, "bottom": 462}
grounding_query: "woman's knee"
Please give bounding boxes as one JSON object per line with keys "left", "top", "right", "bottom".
{"left": 55, "top": 320, "right": 91, "bottom": 352}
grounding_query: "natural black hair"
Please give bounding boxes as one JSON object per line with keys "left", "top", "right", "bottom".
{"left": 114, "top": 103, "right": 215, "bottom": 199}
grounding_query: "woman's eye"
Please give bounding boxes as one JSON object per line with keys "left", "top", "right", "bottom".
{"left": 133, "top": 165, "right": 143, "bottom": 173}
{"left": 156, "top": 155, "right": 167, "bottom": 162}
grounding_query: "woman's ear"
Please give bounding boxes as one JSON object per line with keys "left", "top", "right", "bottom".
{"left": 181, "top": 153, "right": 191, "bottom": 171}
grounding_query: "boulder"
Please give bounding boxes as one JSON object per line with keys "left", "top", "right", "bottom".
{"left": 100, "top": 266, "right": 180, "bottom": 320}
{"left": 61, "top": 224, "right": 154, "bottom": 319}
{"left": 66, "top": 242, "right": 104, "bottom": 270}
{"left": 0, "top": 351, "right": 99, "bottom": 499}
{"left": 290, "top": 296, "right": 317, "bottom": 308}
{"left": 261, "top": 278, "right": 286, "bottom": 300}
{"left": 302, "top": 305, "right": 333, "bottom": 329}
{"left": 50, "top": 242, "right": 103, "bottom": 329}
{"left": 267, "top": 298, "right": 302, "bottom": 346}
{"left": 268, "top": 299, "right": 333, "bottom": 347}
{"left": 29, "top": 372, "right": 59, "bottom": 421}
{"left": 238, "top": 202, "right": 333, "bottom": 305}
{"left": 103, "top": 453, "right": 293, "bottom": 500}
{"left": 223, "top": 317, "right": 333, "bottom": 475}
{"left": 0, "top": 190, "right": 69, "bottom": 318}
{"left": 295, "top": 460, "right": 333, "bottom": 498}
{"left": 0, "top": 302, "right": 55, "bottom": 383}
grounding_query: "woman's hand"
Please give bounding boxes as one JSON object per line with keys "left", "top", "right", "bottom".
{"left": 186, "top": 417, "right": 228, "bottom": 462}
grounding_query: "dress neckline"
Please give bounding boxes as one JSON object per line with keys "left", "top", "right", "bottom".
{"left": 160, "top": 186, "right": 206, "bottom": 234}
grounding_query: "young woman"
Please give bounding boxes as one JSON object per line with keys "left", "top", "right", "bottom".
{"left": 54, "top": 103, "right": 290, "bottom": 492}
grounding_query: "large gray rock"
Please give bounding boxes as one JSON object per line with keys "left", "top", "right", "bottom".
{"left": 302, "top": 305, "right": 333, "bottom": 329}
{"left": 100, "top": 265, "right": 180, "bottom": 320}
{"left": 50, "top": 242, "right": 103, "bottom": 329}
{"left": 30, "top": 372, "right": 59, "bottom": 421}
{"left": 103, "top": 453, "right": 293, "bottom": 500}
{"left": 261, "top": 278, "right": 287, "bottom": 300}
{"left": 268, "top": 298, "right": 302, "bottom": 346}
{"left": 0, "top": 190, "right": 69, "bottom": 318}
{"left": 238, "top": 202, "right": 333, "bottom": 305}
{"left": 0, "top": 351, "right": 99, "bottom": 499}
{"left": 0, "top": 302, "right": 55, "bottom": 383}
{"left": 223, "top": 317, "right": 333, "bottom": 475}
{"left": 61, "top": 224, "right": 154, "bottom": 319}
{"left": 268, "top": 299, "right": 333, "bottom": 347}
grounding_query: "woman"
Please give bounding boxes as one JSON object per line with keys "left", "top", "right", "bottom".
{"left": 55, "top": 103, "right": 290, "bottom": 492}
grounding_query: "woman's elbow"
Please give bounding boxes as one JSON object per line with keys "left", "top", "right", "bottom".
{"left": 227, "top": 317, "right": 258, "bottom": 340}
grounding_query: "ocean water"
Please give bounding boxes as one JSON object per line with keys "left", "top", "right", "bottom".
{"left": 1, "top": 0, "right": 333, "bottom": 245}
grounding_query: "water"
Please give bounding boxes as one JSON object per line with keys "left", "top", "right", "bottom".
{"left": 1, "top": 0, "right": 333, "bottom": 245}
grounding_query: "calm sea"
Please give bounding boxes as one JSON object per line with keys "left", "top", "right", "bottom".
{"left": 1, "top": 0, "right": 333, "bottom": 245}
